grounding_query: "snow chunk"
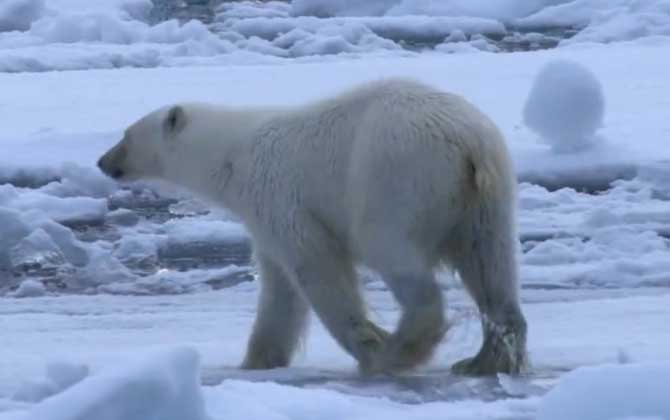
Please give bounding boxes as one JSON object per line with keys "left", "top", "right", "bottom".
{"left": 19, "top": 347, "right": 207, "bottom": 420}
{"left": 12, "top": 362, "right": 88, "bottom": 402}
{"left": 29, "top": 12, "right": 143, "bottom": 44}
{"left": 217, "top": 0, "right": 290, "bottom": 19}
{"left": 523, "top": 60, "right": 605, "bottom": 153}
{"left": 538, "top": 362, "right": 670, "bottom": 420}
{"left": 161, "top": 217, "right": 248, "bottom": 246}
{"left": 0, "top": 0, "right": 45, "bottom": 32}
{"left": 9, "top": 279, "right": 46, "bottom": 298}
{"left": 10, "top": 228, "right": 66, "bottom": 273}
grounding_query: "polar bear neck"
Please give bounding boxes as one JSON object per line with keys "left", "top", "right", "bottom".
{"left": 162, "top": 105, "right": 280, "bottom": 215}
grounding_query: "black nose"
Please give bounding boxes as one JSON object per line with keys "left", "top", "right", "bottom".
{"left": 97, "top": 155, "right": 124, "bottom": 179}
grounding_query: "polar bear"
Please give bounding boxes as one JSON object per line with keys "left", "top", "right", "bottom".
{"left": 98, "top": 78, "right": 528, "bottom": 375}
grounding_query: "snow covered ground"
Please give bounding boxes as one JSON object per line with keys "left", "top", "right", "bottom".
{"left": 1, "top": 287, "right": 669, "bottom": 419}
{"left": 2, "top": 0, "right": 670, "bottom": 419}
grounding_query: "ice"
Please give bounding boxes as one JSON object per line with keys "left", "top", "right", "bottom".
{"left": 35, "top": 220, "right": 88, "bottom": 267}
{"left": 225, "top": 16, "right": 506, "bottom": 44}
{"left": 1, "top": 8, "right": 670, "bottom": 417}
{"left": 160, "top": 217, "right": 249, "bottom": 246}
{"left": 38, "top": 164, "right": 117, "bottom": 199}
{"left": 1, "top": 0, "right": 669, "bottom": 74}
{"left": 14, "top": 347, "right": 207, "bottom": 420}
{"left": 523, "top": 60, "right": 605, "bottom": 153}
{"left": 436, "top": 34, "right": 500, "bottom": 54}
{"left": 0, "top": 0, "right": 45, "bottom": 32}
{"left": 2, "top": 289, "right": 670, "bottom": 419}
{"left": 518, "top": 0, "right": 670, "bottom": 44}
{"left": 537, "top": 362, "right": 670, "bottom": 420}
{"left": 387, "top": 0, "right": 568, "bottom": 21}
{"left": 9, "top": 229, "right": 66, "bottom": 273}
{"left": 0, "top": 208, "right": 31, "bottom": 269}
{"left": 99, "top": 265, "right": 252, "bottom": 295}
{"left": 290, "top": 0, "right": 567, "bottom": 20}
{"left": 565, "top": 1, "right": 670, "bottom": 45}
{"left": 112, "top": 234, "right": 160, "bottom": 271}
{"left": 216, "top": 1, "right": 291, "bottom": 20}
{"left": 104, "top": 208, "right": 139, "bottom": 226}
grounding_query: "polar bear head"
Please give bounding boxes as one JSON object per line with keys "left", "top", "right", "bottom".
{"left": 97, "top": 105, "right": 190, "bottom": 182}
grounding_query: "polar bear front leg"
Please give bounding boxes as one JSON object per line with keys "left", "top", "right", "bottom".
{"left": 241, "top": 254, "right": 310, "bottom": 370}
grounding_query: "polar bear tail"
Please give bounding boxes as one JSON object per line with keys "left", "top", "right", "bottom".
{"left": 466, "top": 129, "right": 515, "bottom": 200}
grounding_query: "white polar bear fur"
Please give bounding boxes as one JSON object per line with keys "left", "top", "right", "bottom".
{"left": 98, "top": 78, "right": 528, "bottom": 375}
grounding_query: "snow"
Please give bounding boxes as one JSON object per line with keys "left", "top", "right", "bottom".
{"left": 12, "top": 362, "right": 88, "bottom": 403}
{"left": 9, "top": 280, "right": 46, "bottom": 298}
{"left": 1, "top": 288, "right": 669, "bottom": 419}
{"left": 10, "top": 347, "right": 207, "bottom": 420}
{"left": 1, "top": 1, "right": 670, "bottom": 418}
{"left": 537, "top": 362, "right": 670, "bottom": 420}
{"left": 0, "top": 0, "right": 44, "bottom": 32}
{"left": 0, "top": 42, "right": 669, "bottom": 298}
{"left": 518, "top": 1, "right": 670, "bottom": 45}
{"left": 523, "top": 59, "right": 605, "bottom": 153}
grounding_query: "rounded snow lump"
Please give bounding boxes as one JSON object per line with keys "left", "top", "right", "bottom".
{"left": 523, "top": 60, "right": 605, "bottom": 153}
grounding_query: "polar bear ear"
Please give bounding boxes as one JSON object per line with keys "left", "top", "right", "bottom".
{"left": 163, "top": 105, "right": 187, "bottom": 138}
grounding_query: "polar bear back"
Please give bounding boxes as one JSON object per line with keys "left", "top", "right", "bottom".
{"left": 242, "top": 78, "right": 512, "bottom": 260}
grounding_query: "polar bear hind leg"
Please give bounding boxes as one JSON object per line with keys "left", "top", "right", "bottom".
{"left": 447, "top": 179, "right": 528, "bottom": 376}
{"left": 373, "top": 253, "right": 447, "bottom": 373}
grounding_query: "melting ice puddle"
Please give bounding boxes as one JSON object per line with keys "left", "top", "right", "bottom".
{"left": 201, "top": 366, "right": 564, "bottom": 404}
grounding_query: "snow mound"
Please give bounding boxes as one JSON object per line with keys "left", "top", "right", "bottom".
{"left": 523, "top": 59, "right": 605, "bottom": 153}
{"left": 290, "top": 0, "right": 567, "bottom": 20}
{"left": 566, "top": 1, "right": 670, "bottom": 45}
{"left": 538, "top": 362, "right": 670, "bottom": 420}
{"left": 12, "top": 362, "right": 88, "bottom": 403}
{"left": 29, "top": 13, "right": 218, "bottom": 45}
{"left": 9, "top": 279, "right": 46, "bottom": 298}
{"left": 0, "top": 0, "right": 45, "bottom": 32}
{"left": 518, "top": 0, "right": 670, "bottom": 44}
{"left": 18, "top": 347, "right": 207, "bottom": 420}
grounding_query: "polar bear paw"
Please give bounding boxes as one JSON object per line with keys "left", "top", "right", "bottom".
{"left": 451, "top": 322, "right": 528, "bottom": 376}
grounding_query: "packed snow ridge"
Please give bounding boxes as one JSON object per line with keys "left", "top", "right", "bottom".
{"left": 3, "top": 346, "right": 669, "bottom": 420}
{"left": 1, "top": 0, "right": 670, "bottom": 72}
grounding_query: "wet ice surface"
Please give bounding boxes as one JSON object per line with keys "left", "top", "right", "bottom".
{"left": 2, "top": 284, "right": 669, "bottom": 419}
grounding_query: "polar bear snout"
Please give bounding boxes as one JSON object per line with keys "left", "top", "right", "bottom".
{"left": 97, "top": 143, "right": 128, "bottom": 180}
